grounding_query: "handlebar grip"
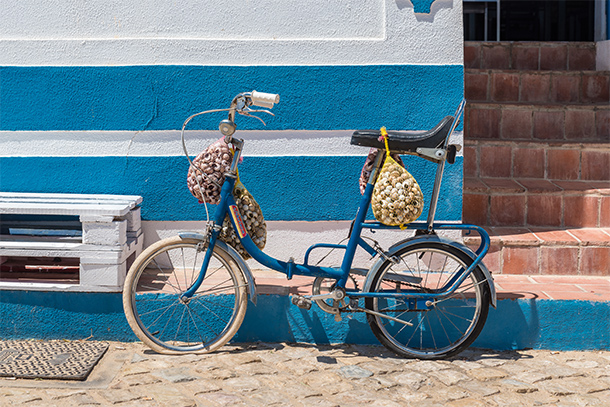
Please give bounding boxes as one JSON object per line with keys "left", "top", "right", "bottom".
{"left": 251, "top": 91, "right": 280, "bottom": 108}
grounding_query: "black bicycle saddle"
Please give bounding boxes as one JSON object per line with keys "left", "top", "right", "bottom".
{"left": 350, "top": 116, "right": 455, "bottom": 153}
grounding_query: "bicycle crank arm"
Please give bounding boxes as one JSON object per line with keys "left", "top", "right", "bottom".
{"left": 291, "top": 289, "right": 346, "bottom": 310}
{"left": 301, "top": 287, "right": 346, "bottom": 302}
{"left": 305, "top": 292, "right": 339, "bottom": 301}
{"left": 353, "top": 307, "right": 414, "bottom": 326}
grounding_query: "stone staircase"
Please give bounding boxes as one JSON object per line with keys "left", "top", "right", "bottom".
{"left": 463, "top": 41, "right": 610, "bottom": 276}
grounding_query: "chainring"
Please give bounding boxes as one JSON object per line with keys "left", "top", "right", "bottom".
{"left": 311, "top": 276, "right": 358, "bottom": 314}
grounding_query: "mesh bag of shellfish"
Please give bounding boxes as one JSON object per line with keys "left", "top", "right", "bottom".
{"left": 359, "top": 148, "right": 405, "bottom": 194}
{"left": 187, "top": 138, "right": 233, "bottom": 205}
{"left": 371, "top": 129, "right": 424, "bottom": 227}
{"left": 219, "top": 181, "right": 267, "bottom": 260}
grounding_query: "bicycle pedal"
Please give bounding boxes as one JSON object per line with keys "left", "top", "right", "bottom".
{"left": 291, "top": 295, "right": 312, "bottom": 310}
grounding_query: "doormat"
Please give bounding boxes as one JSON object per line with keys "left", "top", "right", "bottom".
{"left": 0, "top": 340, "right": 108, "bottom": 381}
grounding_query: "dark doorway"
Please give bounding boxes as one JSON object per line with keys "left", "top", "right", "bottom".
{"left": 464, "top": 0, "right": 595, "bottom": 42}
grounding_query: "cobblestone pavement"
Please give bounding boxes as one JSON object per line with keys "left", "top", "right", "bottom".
{"left": 1, "top": 342, "right": 609, "bottom": 406}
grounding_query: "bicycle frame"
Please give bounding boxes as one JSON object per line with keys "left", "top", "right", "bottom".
{"left": 182, "top": 99, "right": 490, "bottom": 303}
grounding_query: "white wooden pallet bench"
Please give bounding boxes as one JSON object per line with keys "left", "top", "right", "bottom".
{"left": 0, "top": 192, "right": 143, "bottom": 292}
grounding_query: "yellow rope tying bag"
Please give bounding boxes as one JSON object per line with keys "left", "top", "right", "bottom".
{"left": 371, "top": 127, "right": 424, "bottom": 227}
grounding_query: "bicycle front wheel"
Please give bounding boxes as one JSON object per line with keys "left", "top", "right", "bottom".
{"left": 123, "top": 236, "right": 248, "bottom": 354}
{"left": 365, "top": 242, "right": 490, "bottom": 359}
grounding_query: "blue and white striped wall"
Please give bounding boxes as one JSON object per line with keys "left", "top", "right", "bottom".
{"left": 0, "top": 0, "right": 464, "bottom": 271}
{"left": 3, "top": 2, "right": 609, "bottom": 353}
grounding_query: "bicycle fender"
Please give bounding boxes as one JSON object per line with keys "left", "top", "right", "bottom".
{"left": 363, "top": 235, "right": 496, "bottom": 308}
{"left": 178, "top": 232, "right": 257, "bottom": 305}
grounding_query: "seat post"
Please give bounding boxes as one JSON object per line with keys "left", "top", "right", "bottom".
{"left": 425, "top": 158, "right": 446, "bottom": 230}
{"left": 425, "top": 99, "right": 466, "bottom": 231}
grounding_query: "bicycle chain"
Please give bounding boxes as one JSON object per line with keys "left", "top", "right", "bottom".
{"left": 342, "top": 274, "right": 431, "bottom": 314}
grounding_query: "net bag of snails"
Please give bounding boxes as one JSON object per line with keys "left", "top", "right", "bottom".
{"left": 359, "top": 148, "right": 405, "bottom": 195}
{"left": 187, "top": 137, "right": 233, "bottom": 205}
{"left": 219, "top": 180, "right": 267, "bottom": 260}
{"left": 371, "top": 127, "right": 424, "bottom": 227}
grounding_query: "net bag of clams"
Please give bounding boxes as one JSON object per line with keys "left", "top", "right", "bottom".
{"left": 371, "top": 127, "right": 424, "bottom": 227}
{"left": 186, "top": 137, "right": 266, "bottom": 259}
{"left": 359, "top": 148, "right": 405, "bottom": 195}
{"left": 187, "top": 137, "right": 233, "bottom": 205}
{"left": 218, "top": 179, "right": 267, "bottom": 260}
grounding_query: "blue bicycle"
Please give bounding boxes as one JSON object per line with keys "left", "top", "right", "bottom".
{"left": 122, "top": 91, "right": 496, "bottom": 359}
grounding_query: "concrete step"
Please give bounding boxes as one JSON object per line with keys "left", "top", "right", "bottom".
{"left": 463, "top": 227, "right": 610, "bottom": 276}
{"left": 465, "top": 41, "right": 597, "bottom": 71}
{"left": 465, "top": 102, "right": 610, "bottom": 143}
{"left": 463, "top": 177, "right": 609, "bottom": 229}
{"left": 465, "top": 69, "right": 610, "bottom": 105}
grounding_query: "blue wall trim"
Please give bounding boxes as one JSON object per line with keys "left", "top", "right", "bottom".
{"left": 0, "top": 156, "right": 463, "bottom": 222}
{"left": 1, "top": 291, "right": 608, "bottom": 351}
{"left": 412, "top": 0, "right": 437, "bottom": 14}
{"left": 0, "top": 65, "right": 464, "bottom": 131}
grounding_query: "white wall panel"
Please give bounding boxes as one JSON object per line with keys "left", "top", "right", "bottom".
{"left": 0, "top": 0, "right": 463, "bottom": 66}
{"left": 2, "top": 0, "right": 384, "bottom": 40}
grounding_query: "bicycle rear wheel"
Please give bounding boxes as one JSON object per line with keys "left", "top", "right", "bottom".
{"left": 123, "top": 236, "right": 248, "bottom": 354}
{"left": 365, "top": 242, "right": 490, "bottom": 359}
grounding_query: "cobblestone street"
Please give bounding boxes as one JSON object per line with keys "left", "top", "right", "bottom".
{"left": 1, "top": 342, "right": 609, "bottom": 406}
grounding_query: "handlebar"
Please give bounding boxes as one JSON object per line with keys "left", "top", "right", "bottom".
{"left": 219, "top": 90, "right": 280, "bottom": 137}
{"left": 251, "top": 91, "right": 280, "bottom": 109}
{"left": 181, "top": 91, "right": 280, "bottom": 143}
{"left": 181, "top": 90, "right": 280, "bottom": 175}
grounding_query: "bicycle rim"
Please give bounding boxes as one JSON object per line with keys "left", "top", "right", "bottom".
{"left": 123, "top": 237, "right": 247, "bottom": 354}
{"left": 366, "top": 242, "right": 489, "bottom": 359}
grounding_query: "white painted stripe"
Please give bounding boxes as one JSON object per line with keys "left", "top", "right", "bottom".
{"left": 0, "top": 39, "right": 463, "bottom": 66}
{"left": 0, "top": 0, "right": 463, "bottom": 66}
{"left": 0, "top": 130, "right": 464, "bottom": 157}
{"left": 143, "top": 220, "right": 462, "bottom": 271}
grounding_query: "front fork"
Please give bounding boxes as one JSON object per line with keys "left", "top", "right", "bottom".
{"left": 181, "top": 175, "right": 237, "bottom": 300}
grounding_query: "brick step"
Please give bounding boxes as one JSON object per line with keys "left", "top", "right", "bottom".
{"left": 463, "top": 177, "right": 609, "bottom": 229}
{"left": 465, "top": 41, "right": 597, "bottom": 71}
{"left": 465, "top": 103, "right": 610, "bottom": 143}
{"left": 464, "top": 140, "right": 610, "bottom": 181}
{"left": 465, "top": 69, "right": 610, "bottom": 105}
{"left": 463, "top": 227, "right": 610, "bottom": 276}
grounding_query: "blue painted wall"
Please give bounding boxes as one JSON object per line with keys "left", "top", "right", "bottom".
{"left": 0, "top": 156, "right": 463, "bottom": 222}
{"left": 1, "top": 290, "right": 608, "bottom": 351}
{"left": 0, "top": 65, "right": 463, "bottom": 131}
{"left": 0, "top": 64, "right": 464, "bottom": 223}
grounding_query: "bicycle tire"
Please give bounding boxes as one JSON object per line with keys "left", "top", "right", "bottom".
{"left": 365, "top": 241, "right": 490, "bottom": 359}
{"left": 123, "top": 236, "right": 248, "bottom": 354}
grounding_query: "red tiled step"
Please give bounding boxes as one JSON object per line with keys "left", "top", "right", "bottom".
{"left": 464, "top": 141, "right": 610, "bottom": 182}
{"left": 466, "top": 69, "right": 610, "bottom": 105}
{"left": 464, "top": 103, "right": 610, "bottom": 143}
{"left": 494, "top": 274, "right": 610, "bottom": 301}
{"left": 251, "top": 269, "right": 610, "bottom": 301}
{"left": 464, "top": 227, "right": 610, "bottom": 276}
{"left": 465, "top": 41, "right": 597, "bottom": 71}
{"left": 463, "top": 177, "right": 610, "bottom": 229}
